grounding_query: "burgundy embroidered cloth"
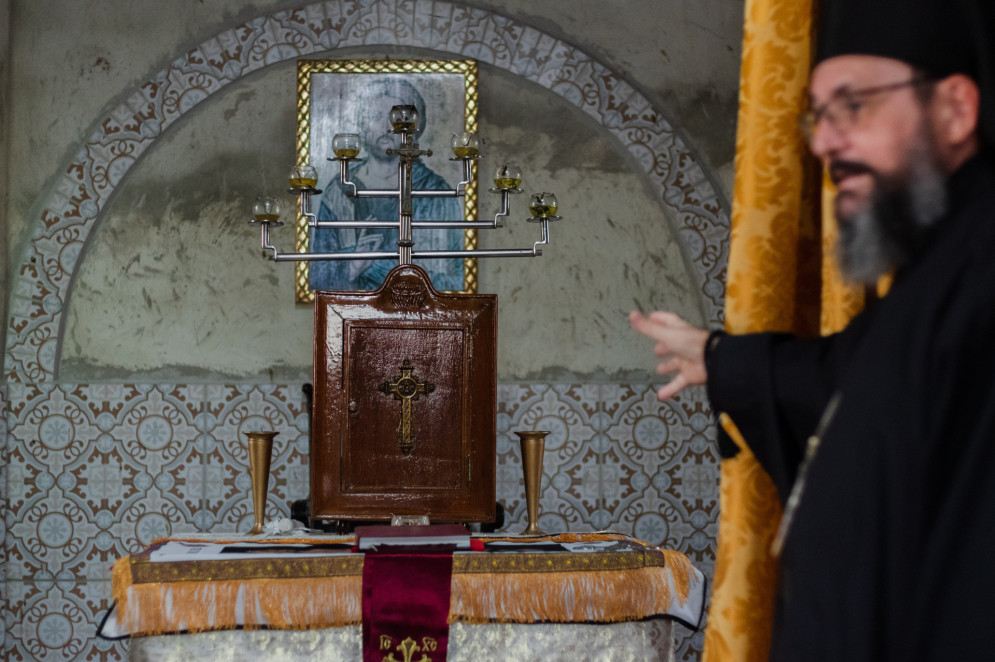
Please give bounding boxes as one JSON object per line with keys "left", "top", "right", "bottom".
{"left": 361, "top": 548, "right": 454, "bottom": 662}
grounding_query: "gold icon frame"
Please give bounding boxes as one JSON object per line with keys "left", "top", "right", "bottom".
{"left": 295, "top": 59, "right": 479, "bottom": 303}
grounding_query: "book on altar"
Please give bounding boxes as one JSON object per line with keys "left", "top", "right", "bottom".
{"left": 355, "top": 524, "right": 471, "bottom": 550}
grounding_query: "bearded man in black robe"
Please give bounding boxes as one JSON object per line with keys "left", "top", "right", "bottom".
{"left": 631, "top": 0, "right": 995, "bottom": 659}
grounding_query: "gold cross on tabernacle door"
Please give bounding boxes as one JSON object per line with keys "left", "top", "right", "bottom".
{"left": 378, "top": 359, "right": 435, "bottom": 455}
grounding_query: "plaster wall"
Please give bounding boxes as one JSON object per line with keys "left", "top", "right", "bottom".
{"left": 6, "top": 0, "right": 742, "bottom": 383}
{"left": 59, "top": 61, "right": 703, "bottom": 382}
{"left": 1, "top": 0, "right": 11, "bottom": 355}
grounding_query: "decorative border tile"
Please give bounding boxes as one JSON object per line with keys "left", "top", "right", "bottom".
{"left": 602, "top": 385, "right": 719, "bottom": 564}
{"left": 203, "top": 385, "right": 310, "bottom": 533}
{"left": 0, "top": 382, "right": 6, "bottom": 651}
{"left": 3, "top": 579, "right": 124, "bottom": 661}
{"left": 496, "top": 384, "right": 601, "bottom": 533}
{"left": 0, "top": 380, "right": 717, "bottom": 662}
{"left": 4, "top": 384, "right": 204, "bottom": 580}
{"left": 600, "top": 384, "right": 716, "bottom": 662}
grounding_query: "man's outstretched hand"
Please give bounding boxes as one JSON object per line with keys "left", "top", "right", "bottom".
{"left": 629, "top": 310, "right": 710, "bottom": 400}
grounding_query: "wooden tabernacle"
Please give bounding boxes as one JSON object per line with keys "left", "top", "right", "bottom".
{"left": 311, "top": 264, "right": 497, "bottom": 524}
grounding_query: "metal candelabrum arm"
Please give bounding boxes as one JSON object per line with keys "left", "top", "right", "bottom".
{"left": 258, "top": 150, "right": 558, "bottom": 264}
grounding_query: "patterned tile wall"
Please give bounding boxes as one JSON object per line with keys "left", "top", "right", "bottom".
{"left": 0, "top": 382, "right": 718, "bottom": 661}
{"left": 1, "top": 383, "right": 7, "bottom": 655}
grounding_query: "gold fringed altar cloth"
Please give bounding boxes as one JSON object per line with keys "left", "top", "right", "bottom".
{"left": 99, "top": 533, "right": 704, "bottom": 639}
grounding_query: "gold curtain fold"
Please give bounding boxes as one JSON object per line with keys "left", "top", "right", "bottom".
{"left": 702, "top": 0, "right": 864, "bottom": 659}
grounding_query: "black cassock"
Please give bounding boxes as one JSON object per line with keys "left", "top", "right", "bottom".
{"left": 707, "top": 154, "right": 995, "bottom": 661}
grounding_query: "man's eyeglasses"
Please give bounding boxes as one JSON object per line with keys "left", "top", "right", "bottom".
{"left": 798, "top": 77, "right": 933, "bottom": 142}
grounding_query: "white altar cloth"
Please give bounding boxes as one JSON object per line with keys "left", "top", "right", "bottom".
{"left": 128, "top": 620, "right": 676, "bottom": 662}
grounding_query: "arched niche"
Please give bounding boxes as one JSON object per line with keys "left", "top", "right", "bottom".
{"left": 5, "top": 0, "right": 728, "bottom": 383}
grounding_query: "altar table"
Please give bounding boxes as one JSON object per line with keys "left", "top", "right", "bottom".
{"left": 99, "top": 532, "right": 705, "bottom": 662}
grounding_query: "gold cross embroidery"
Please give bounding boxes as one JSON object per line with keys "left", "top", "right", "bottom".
{"left": 383, "top": 636, "right": 436, "bottom": 662}
{"left": 378, "top": 359, "right": 435, "bottom": 455}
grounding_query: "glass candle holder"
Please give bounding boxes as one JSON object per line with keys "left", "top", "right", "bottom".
{"left": 528, "top": 192, "right": 558, "bottom": 218}
{"left": 332, "top": 133, "right": 361, "bottom": 159}
{"left": 493, "top": 163, "right": 523, "bottom": 190}
{"left": 388, "top": 105, "right": 419, "bottom": 132}
{"left": 289, "top": 164, "right": 318, "bottom": 189}
{"left": 252, "top": 196, "right": 282, "bottom": 223}
{"left": 451, "top": 131, "right": 480, "bottom": 158}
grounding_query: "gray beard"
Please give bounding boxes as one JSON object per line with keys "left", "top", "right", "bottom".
{"left": 835, "top": 141, "right": 949, "bottom": 285}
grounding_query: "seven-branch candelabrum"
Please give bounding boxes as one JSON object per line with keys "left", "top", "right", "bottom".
{"left": 250, "top": 104, "right": 562, "bottom": 265}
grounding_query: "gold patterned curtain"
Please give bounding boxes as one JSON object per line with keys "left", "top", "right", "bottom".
{"left": 701, "top": 0, "right": 864, "bottom": 659}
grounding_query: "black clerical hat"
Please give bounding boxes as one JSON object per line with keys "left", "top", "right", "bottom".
{"left": 817, "top": 0, "right": 995, "bottom": 147}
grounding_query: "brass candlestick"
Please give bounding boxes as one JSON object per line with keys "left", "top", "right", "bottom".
{"left": 515, "top": 430, "right": 549, "bottom": 536}
{"left": 244, "top": 430, "right": 277, "bottom": 535}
